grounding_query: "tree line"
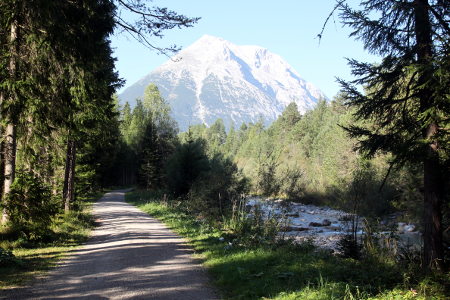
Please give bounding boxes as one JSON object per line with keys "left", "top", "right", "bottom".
{"left": 116, "top": 0, "right": 449, "bottom": 273}
{"left": 1, "top": 0, "right": 447, "bottom": 273}
{"left": 0, "top": 0, "right": 197, "bottom": 239}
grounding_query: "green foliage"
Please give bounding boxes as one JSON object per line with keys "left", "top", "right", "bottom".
{"left": 335, "top": 0, "right": 449, "bottom": 270}
{"left": 337, "top": 234, "right": 362, "bottom": 260}
{"left": 138, "top": 121, "right": 161, "bottom": 189}
{"left": 336, "top": 1, "right": 449, "bottom": 165}
{"left": 166, "top": 137, "right": 209, "bottom": 197}
{"left": 127, "top": 191, "right": 449, "bottom": 300}
{"left": 206, "top": 119, "right": 227, "bottom": 153}
{"left": 170, "top": 96, "right": 429, "bottom": 226}
{"left": 165, "top": 131, "right": 250, "bottom": 222}
{"left": 189, "top": 154, "right": 250, "bottom": 221}
{"left": 2, "top": 171, "right": 59, "bottom": 241}
{"left": 0, "top": 197, "right": 94, "bottom": 288}
{"left": 343, "top": 159, "right": 395, "bottom": 218}
{"left": 0, "top": 247, "right": 19, "bottom": 267}
{"left": 225, "top": 200, "right": 283, "bottom": 248}
{"left": 255, "top": 153, "right": 280, "bottom": 197}
{"left": 278, "top": 167, "right": 304, "bottom": 201}
{"left": 116, "top": 84, "right": 178, "bottom": 188}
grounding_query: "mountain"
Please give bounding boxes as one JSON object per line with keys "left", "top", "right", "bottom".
{"left": 119, "top": 35, "right": 327, "bottom": 131}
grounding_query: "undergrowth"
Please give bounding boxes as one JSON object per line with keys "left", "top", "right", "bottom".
{"left": 127, "top": 189, "right": 449, "bottom": 300}
{"left": 0, "top": 193, "right": 98, "bottom": 289}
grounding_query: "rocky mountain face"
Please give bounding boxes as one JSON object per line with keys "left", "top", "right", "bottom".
{"left": 119, "top": 35, "right": 327, "bottom": 131}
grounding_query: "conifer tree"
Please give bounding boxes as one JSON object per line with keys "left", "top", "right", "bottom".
{"left": 327, "top": 0, "right": 449, "bottom": 271}
{"left": 0, "top": 0, "right": 199, "bottom": 219}
{"left": 138, "top": 84, "right": 177, "bottom": 189}
{"left": 0, "top": 0, "right": 66, "bottom": 220}
{"left": 139, "top": 120, "right": 161, "bottom": 189}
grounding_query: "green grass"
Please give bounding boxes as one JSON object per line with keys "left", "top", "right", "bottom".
{"left": 0, "top": 195, "right": 98, "bottom": 289}
{"left": 127, "top": 190, "right": 449, "bottom": 300}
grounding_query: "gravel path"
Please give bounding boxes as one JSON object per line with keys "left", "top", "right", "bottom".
{"left": 1, "top": 190, "right": 218, "bottom": 300}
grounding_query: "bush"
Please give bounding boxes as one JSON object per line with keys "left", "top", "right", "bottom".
{"left": 231, "top": 205, "right": 283, "bottom": 248}
{"left": 188, "top": 154, "right": 249, "bottom": 222}
{"left": 0, "top": 247, "right": 19, "bottom": 267}
{"left": 165, "top": 138, "right": 209, "bottom": 197}
{"left": 255, "top": 155, "right": 280, "bottom": 197}
{"left": 166, "top": 137, "right": 250, "bottom": 223}
{"left": 2, "top": 171, "right": 60, "bottom": 241}
{"left": 337, "top": 234, "right": 362, "bottom": 259}
{"left": 279, "top": 167, "right": 304, "bottom": 201}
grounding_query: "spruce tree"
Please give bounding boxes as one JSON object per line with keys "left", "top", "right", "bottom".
{"left": 138, "top": 121, "right": 161, "bottom": 189}
{"left": 0, "top": 0, "right": 66, "bottom": 221}
{"left": 0, "top": 0, "right": 199, "bottom": 219}
{"left": 328, "top": 0, "right": 449, "bottom": 271}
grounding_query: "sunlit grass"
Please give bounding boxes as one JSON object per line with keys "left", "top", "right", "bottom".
{"left": 127, "top": 189, "right": 449, "bottom": 300}
{"left": 0, "top": 196, "right": 97, "bottom": 289}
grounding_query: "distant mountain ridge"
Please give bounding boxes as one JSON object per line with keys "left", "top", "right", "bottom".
{"left": 119, "top": 35, "right": 327, "bottom": 131}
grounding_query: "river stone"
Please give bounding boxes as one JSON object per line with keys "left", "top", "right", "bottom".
{"left": 309, "top": 222, "right": 323, "bottom": 227}
{"left": 324, "top": 225, "right": 342, "bottom": 231}
{"left": 285, "top": 212, "right": 300, "bottom": 217}
{"left": 280, "top": 226, "right": 309, "bottom": 232}
{"left": 404, "top": 224, "right": 416, "bottom": 232}
{"left": 322, "top": 219, "right": 332, "bottom": 226}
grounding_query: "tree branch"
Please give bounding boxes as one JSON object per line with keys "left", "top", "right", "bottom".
{"left": 317, "top": 0, "right": 347, "bottom": 43}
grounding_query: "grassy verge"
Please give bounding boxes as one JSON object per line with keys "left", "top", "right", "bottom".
{"left": 127, "top": 190, "right": 449, "bottom": 300}
{"left": 0, "top": 192, "right": 100, "bottom": 289}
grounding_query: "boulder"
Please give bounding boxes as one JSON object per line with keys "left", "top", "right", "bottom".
{"left": 309, "top": 222, "right": 323, "bottom": 227}
{"left": 324, "top": 225, "right": 342, "bottom": 231}
{"left": 397, "top": 222, "right": 406, "bottom": 232}
{"left": 404, "top": 224, "right": 416, "bottom": 232}
{"left": 285, "top": 212, "right": 300, "bottom": 217}
{"left": 322, "top": 219, "right": 332, "bottom": 226}
{"left": 280, "top": 226, "right": 309, "bottom": 232}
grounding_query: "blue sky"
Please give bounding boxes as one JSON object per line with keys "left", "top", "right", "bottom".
{"left": 111, "top": 1, "right": 380, "bottom": 99}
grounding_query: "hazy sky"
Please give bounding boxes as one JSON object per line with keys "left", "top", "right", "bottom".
{"left": 111, "top": 0, "right": 380, "bottom": 99}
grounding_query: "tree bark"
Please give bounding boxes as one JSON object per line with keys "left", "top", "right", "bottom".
{"left": 63, "top": 140, "right": 76, "bottom": 212}
{"left": 0, "top": 125, "right": 5, "bottom": 217}
{"left": 414, "top": 0, "right": 445, "bottom": 271}
{"left": 2, "top": 124, "right": 16, "bottom": 223}
{"left": 0, "top": 91, "right": 4, "bottom": 199}
{"left": 1, "top": 18, "right": 18, "bottom": 224}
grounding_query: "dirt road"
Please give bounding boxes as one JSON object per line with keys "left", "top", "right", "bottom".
{"left": 2, "top": 190, "right": 217, "bottom": 299}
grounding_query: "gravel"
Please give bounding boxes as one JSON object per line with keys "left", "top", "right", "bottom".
{"left": 1, "top": 190, "right": 218, "bottom": 300}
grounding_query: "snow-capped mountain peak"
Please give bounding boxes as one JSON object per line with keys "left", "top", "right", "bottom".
{"left": 119, "top": 35, "right": 327, "bottom": 131}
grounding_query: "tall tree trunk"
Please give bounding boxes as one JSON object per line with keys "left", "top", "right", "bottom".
{"left": 1, "top": 18, "right": 18, "bottom": 224}
{"left": 414, "top": 0, "right": 445, "bottom": 271}
{"left": 63, "top": 140, "right": 76, "bottom": 212}
{"left": 0, "top": 93, "right": 4, "bottom": 199}
{"left": 2, "top": 124, "right": 17, "bottom": 223}
{"left": 0, "top": 125, "right": 4, "bottom": 212}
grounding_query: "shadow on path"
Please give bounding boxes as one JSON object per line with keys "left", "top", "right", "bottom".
{"left": 1, "top": 190, "right": 218, "bottom": 300}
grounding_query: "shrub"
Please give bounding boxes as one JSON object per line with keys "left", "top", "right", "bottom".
{"left": 255, "top": 155, "right": 280, "bottom": 197}
{"left": 224, "top": 198, "right": 287, "bottom": 248}
{"left": 279, "top": 167, "right": 304, "bottom": 201}
{"left": 165, "top": 138, "right": 209, "bottom": 197}
{"left": 189, "top": 154, "right": 249, "bottom": 222}
{"left": 337, "top": 233, "right": 362, "bottom": 259}
{"left": 2, "top": 171, "right": 60, "bottom": 241}
{"left": 0, "top": 247, "right": 20, "bottom": 267}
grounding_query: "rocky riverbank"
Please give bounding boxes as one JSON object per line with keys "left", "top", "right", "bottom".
{"left": 246, "top": 197, "right": 421, "bottom": 252}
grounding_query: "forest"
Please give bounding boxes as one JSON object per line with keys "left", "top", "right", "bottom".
{"left": 1, "top": 0, "right": 449, "bottom": 299}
